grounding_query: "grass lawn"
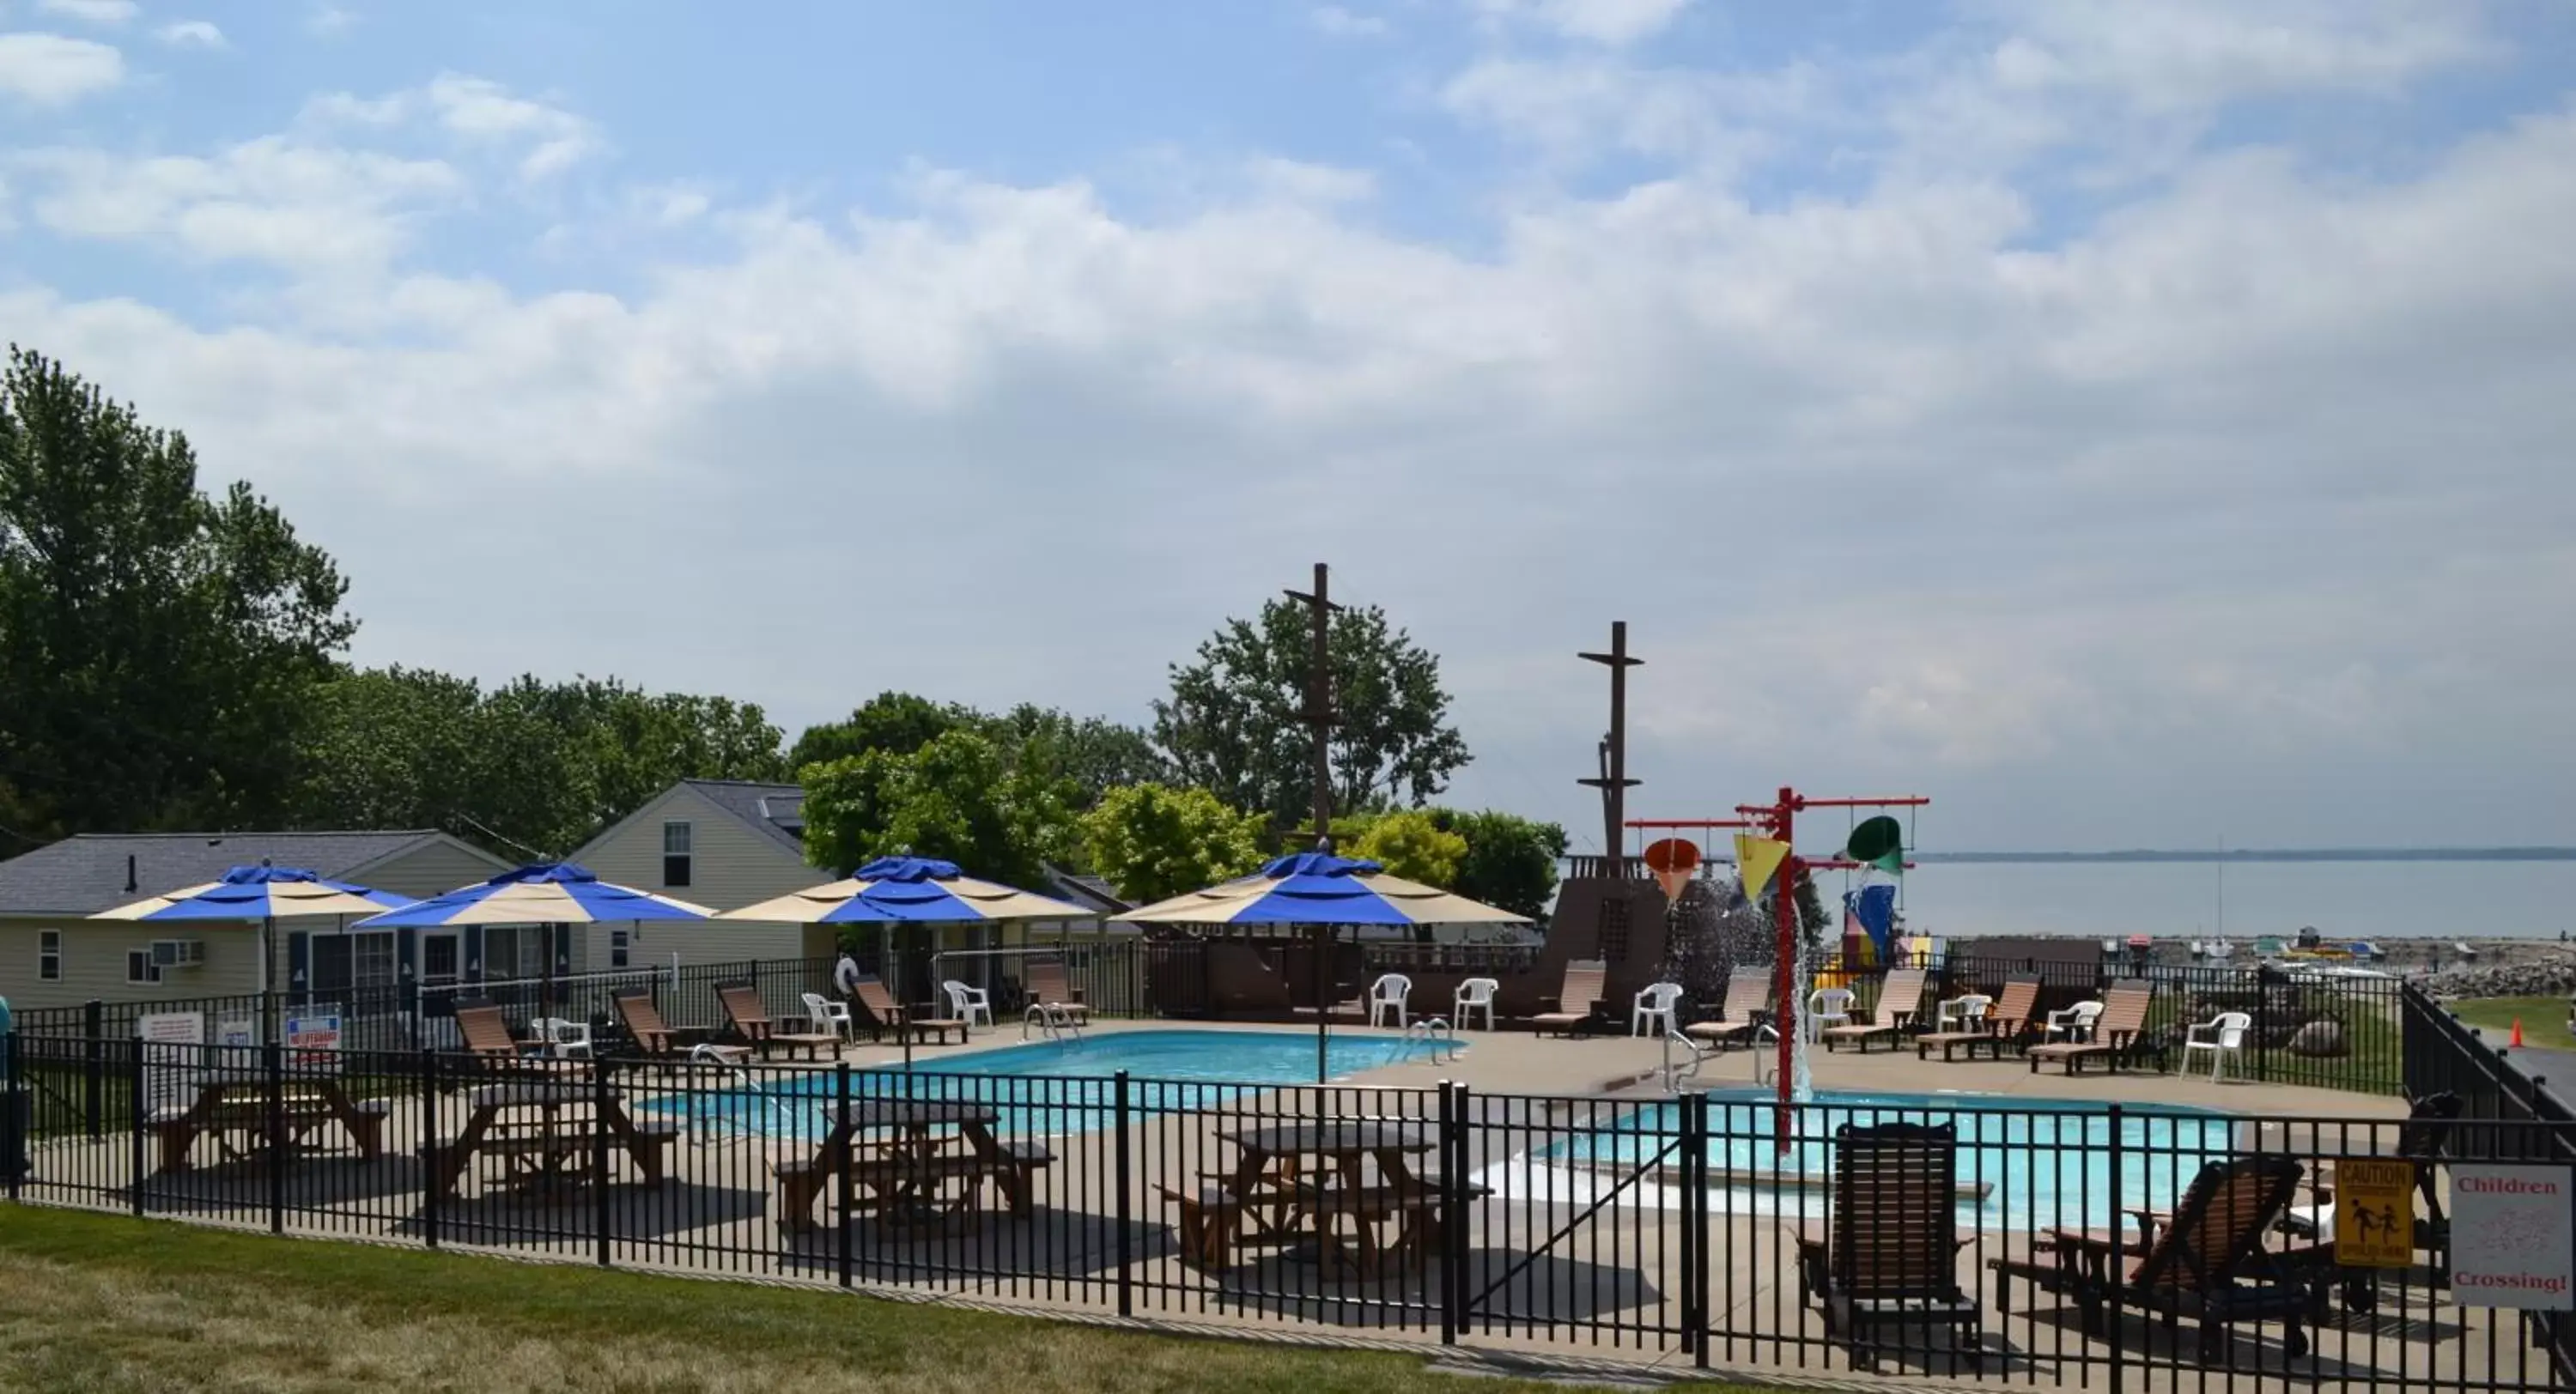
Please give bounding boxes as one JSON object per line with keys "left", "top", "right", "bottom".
{"left": 2445, "top": 996, "right": 2570, "bottom": 1043}
{"left": 0, "top": 1207, "right": 1777, "bottom": 1394}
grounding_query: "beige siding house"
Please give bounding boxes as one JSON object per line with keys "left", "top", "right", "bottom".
{"left": 568, "top": 781, "right": 837, "bottom": 970}
{"left": 0, "top": 831, "right": 512, "bottom": 1013}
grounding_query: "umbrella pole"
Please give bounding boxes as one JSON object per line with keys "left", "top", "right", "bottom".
{"left": 1315, "top": 923, "right": 1327, "bottom": 1084}
{"left": 896, "top": 924, "right": 912, "bottom": 1072}
{"left": 262, "top": 915, "right": 277, "bottom": 1046}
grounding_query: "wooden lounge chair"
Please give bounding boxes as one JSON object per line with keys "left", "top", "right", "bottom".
{"left": 612, "top": 990, "right": 750, "bottom": 1064}
{"left": 1528, "top": 961, "right": 1607, "bottom": 1037}
{"left": 851, "top": 977, "right": 967, "bottom": 1045}
{"left": 1990, "top": 1155, "right": 2318, "bottom": 1363}
{"left": 1821, "top": 969, "right": 1927, "bottom": 1054}
{"left": 452, "top": 1000, "right": 529, "bottom": 1060}
{"left": 2026, "top": 982, "right": 2153, "bottom": 1076}
{"left": 1684, "top": 967, "right": 1775, "bottom": 1050}
{"left": 1917, "top": 978, "right": 2040, "bottom": 1061}
{"left": 1796, "top": 1121, "right": 1984, "bottom": 1371}
{"left": 716, "top": 981, "right": 841, "bottom": 1061}
{"left": 1024, "top": 959, "right": 1089, "bottom": 1023}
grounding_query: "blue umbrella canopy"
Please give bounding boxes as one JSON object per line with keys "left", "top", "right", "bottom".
{"left": 354, "top": 861, "right": 714, "bottom": 927}
{"left": 1116, "top": 852, "right": 1527, "bottom": 927}
{"left": 721, "top": 857, "right": 1095, "bottom": 924}
{"left": 91, "top": 864, "right": 415, "bottom": 921}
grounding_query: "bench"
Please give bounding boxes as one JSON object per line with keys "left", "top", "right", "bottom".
{"left": 149, "top": 1093, "right": 388, "bottom": 1173}
{"left": 775, "top": 1141, "right": 1056, "bottom": 1228}
{"left": 1157, "top": 1184, "right": 1247, "bottom": 1268}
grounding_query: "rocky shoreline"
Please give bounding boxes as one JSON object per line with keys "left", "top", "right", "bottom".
{"left": 1962, "top": 935, "right": 2576, "bottom": 999}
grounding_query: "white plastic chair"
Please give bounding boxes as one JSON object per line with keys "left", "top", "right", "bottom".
{"left": 532, "top": 1017, "right": 592, "bottom": 1058}
{"left": 942, "top": 979, "right": 993, "bottom": 1030}
{"left": 1805, "top": 987, "right": 1855, "bottom": 1043}
{"left": 1936, "top": 993, "right": 1992, "bottom": 1034}
{"left": 1368, "top": 973, "right": 1413, "bottom": 1029}
{"left": 802, "top": 991, "right": 856, "bottom": 1044}
{"left": 1454, "top": 977, "right": 1500, "bottom": 1031}
{"left": 1631, "top": 981, "right": 1685, "bottom": 1038}
{"left": 2042, "top": 999, "right": 2104, "bottom": 1046}
{"left": 2184, "top": 1010, "right": 2253, "bottom": 1081}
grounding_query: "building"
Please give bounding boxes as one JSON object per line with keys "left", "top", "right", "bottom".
{"left": 0, "top": 831, "right": 510, "bottom": 1012}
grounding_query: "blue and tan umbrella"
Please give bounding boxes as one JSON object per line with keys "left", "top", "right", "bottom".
{"left": 353, "top": 861, "right": 714, "bottom": 928}
{"left": 1117, "top": 851, "right": 1526, "bottom": 1080}
{"left": 92, "top": 862, "right": 418, "bottom": 999}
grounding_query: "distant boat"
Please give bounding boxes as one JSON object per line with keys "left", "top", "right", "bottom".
{"left": 2349, "top": 941, "right": 2380, "bottom": 960}
{"left": 2455, "top": 941, "right": 2478, "bottom": 960}
{"left": 2189, "top": 940, "right": 2207, "bottom": 958}
{"left": 2253, "top": 936, "right": 2287, "bottom": 956}
{"left": 2207, "top": 940, "right": 2234, "bottom": 961}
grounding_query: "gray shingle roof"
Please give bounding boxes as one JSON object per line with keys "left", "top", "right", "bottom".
{"left": 681, "top": 780, "right": 807, "bottom": 856}
{"left": 0, "top": 831, "right": 453, "bottom": 916}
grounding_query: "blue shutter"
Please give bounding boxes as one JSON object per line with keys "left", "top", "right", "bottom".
{"left": 463, "top": 925, "right": 484, "bottom": 985}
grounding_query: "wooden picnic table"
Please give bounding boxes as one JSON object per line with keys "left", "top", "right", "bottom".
{"left": 775, "top": 1097, "right": 1055, "bottom": 1233}
{"left": 422, "top": 1079, "right": 678, "bottom": 1201}
{"left": 147, "top": 1069, "right": 387, "bottom": 1175}
{"left": 1193, "top": 1119, "right": 1477, "bottom": 1273}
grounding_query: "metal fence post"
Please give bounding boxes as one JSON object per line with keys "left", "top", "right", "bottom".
{"left": 264, "top": 1038, "right": 287, "bottom": 1233}
{"left": 1686, "top": 1088, "right": 1710, "bottom": 1364}
{"left": 1438, "top": 1080, "right": 1459, "bottom": 1345}
{"left": 2107, "top": 1101, "right": 2125, "bottom": 1394}
{"left": 4, "top": 1027, "right": 23, "bottom": 1202}
{"left": 83, "top": 1000, "right": 104, "bottom": 1140}
{"left": 420, "top": 1046, "right": 440, "bottom": 1248}
{"left": 1451, "top": 1083, "right": 1476, "bottom": 1343}
{"left": 592, "top": 1053, "right": 613, "bottom": 1267}
{"left": 835, "top": 1061, "right": 853, "bottom": 1288}
{"left": 1115, "top": 1070, "right": 1133, "bottom": 1318}
{"left": 127, "top": 1038, "right": 146, "bottom": 1217}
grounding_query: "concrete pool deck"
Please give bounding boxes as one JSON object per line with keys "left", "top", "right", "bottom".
{"left": 12, "top": 1020, "right": 2521, "bottom": 1394}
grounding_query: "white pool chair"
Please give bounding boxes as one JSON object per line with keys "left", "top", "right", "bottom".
{"left": 802, "top": 991, "right": 856, "bottom": 1044}
{"left": 942, "top": 979, "right": 993, "bottom": 1031}
{"left": 1804, "top": 987, "right": 1855, "bottom": 1043}
{"left": 1369, "top": 973, "right": 1413, "bottom": 1029}
{"left": 2041, "top": 999, "right": 2104, "bottom": 1046}
{"left": 1454, "top": 977, "right": 1500, "bottom": 1031}
{"left": 1631, "top": 981, "right": 1684, "bottom": 1038}
{"left": 2183, "top": 1010, "right": 2253, "bottom": 1081}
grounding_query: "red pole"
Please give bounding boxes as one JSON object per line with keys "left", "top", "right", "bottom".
{"left": 1772, "top": 786, "right": 1797, "bottom": 1153}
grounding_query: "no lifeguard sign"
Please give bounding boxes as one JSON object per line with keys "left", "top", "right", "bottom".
{"left": 2332, "top": 1159, "right": 2415, "bottom": 1269}
{"left": 2451, "top": 1164, "right": 2575, "bottom": 1310}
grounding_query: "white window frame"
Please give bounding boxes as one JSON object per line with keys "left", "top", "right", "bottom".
{"left": 420, "top": 930, "right": 462, "bottom": 986}
{"left": 126, "top": 949, "right": 161, "bottom": 985}
{"left": 662, "top": 821, "right": 693, "bottom": 888}
{"left": 350, "top": 932, "right": 397, "bottom": 991}
{"left": 39, "top": 929, "right": 62, "bottom": 981}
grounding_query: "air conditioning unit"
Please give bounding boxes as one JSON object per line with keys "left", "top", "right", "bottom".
{"left": 150, "top": 938, "right": 207, "bottom": 968}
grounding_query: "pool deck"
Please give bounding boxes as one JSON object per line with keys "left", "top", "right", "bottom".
{"left": 11, "top": 1020, "right": 2519, "bottom": 1394}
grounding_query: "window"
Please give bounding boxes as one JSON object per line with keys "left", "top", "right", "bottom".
{"left": 39, "top": 929, "right": 61, "bottom": 981}
{"left": 310, "top": 932, "right": 398, "bottom": 994}
{"left": 1599, "top": 897, "right": 1631, "bottom": 963}
{"left": 610, "top": 928, "right": 631, "bottom": 969}
{"left": 661, "top": 821, "right": 693, "bottom": 888}
{"left": 483, "top": 926, "right": 550, "bottom": 980}
{"left": 126, "top": 949, "right": 161, "bottom": 985}
{"left": 421, "top": 933, "right": 460, "bottom": 985}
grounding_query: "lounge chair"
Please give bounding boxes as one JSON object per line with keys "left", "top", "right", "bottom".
{"left": 613, "top": 990, "right": 750, "bottom": 1064}
{"left": 1990, "top": 1155, "right": 2318, "bottom": 1363}
{"left": 2026, "top": 982, "right": 2153, "bottom": 1075}
{"left": 1024, "top": 960, "right": 1090, "bottom": 1023}
{"left": 717, "top": 981, "right": 840, "bottom": 1061}
{"left": 1684, "top": 967, "right": 1775, "bottom": 1050}
{"left": 452, "top": 999, "right": 529, "bottom": 1060}
{"left": 1528, "top": 961, "right": 1607, "bottom": 1037}
{"left": 1917, "top": 978, "right": 2039, "bottom": 1061}
{"left": 850, "top": 976, "right": 967, "bottom": 1045}
{"left": 1821, "top": 968, "right": 1926, "bottom": 1053}
{"left": 1796, "top": 1121, "right": 1984, "bottom": 1371}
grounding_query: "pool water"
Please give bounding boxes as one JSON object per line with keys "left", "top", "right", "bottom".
{"left": 642, "top": 1029, "right": 1438, "bottom": 1139}
{"left": 1540, "top": 1088, "right": 2236, "bottom": 1230}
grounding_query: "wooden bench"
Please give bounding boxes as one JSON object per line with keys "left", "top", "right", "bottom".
{"left": 775, "top": 1141, "right": 1056, "bottom": 1228}
{"left": 1157, "top": 1183, "right": 1247, "bottom": 1268}
{"left": 149, "top": 1092, "right": 388, "bottom": 1173}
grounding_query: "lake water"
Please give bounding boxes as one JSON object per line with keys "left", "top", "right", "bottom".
{"left": 1901, "top": 859, "right": 2576, "bottom": 942}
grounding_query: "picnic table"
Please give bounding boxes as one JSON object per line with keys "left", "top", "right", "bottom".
{"left": 146, "top": 1069, "right": 387, "bottom": 1175}
{"left": 1169, "top": 1119, "right": 1481, "bottom": 1273}
{"left": 774, "top": 1097, "right": 1055, "bottom": 1233}
{"left": 422, "top": 1079, "right": 678, "bottom": 1201}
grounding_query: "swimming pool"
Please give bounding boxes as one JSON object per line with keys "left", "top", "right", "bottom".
{"left": 642, "top": 1028, "right": 1441, "bottom": 1139}
{"left": 1526, "top": 1088, "right": 2236, "bottom": 1230}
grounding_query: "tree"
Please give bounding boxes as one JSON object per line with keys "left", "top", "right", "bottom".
{"left": 1078, "top": 783, "right": 1267, "bottom": 905}
{"left": 1349, "top": 809, "right": 1467, "bottom": 887}
{"left": 787, "top": 691, "right": 969, "bottom": 772}
{"left": 800, "top": 730, "right": 1078, "bottom": 887}
{"left": 0, "top": 347, "right": 355, "bottom": 837}
{"left": 977, "top": 704, "right": 1171, "bottom": 807}
{"left": 1152, "top": 598, "right": 1469, "bottom": 829}
{"left": 1436, "top": 809, "right": 1568, "bottom": 920}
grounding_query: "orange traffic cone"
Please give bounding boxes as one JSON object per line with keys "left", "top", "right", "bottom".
{"left": 2512, "top": 1018, "right": 2525, "bottom": 1047}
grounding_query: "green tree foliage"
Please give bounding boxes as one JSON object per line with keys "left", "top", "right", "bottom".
{"left": 1151, "top": 598, "right": 1469, "bottom": 829}
{"left": 786, "top": 691, "right": 969, "bottom": 771}
{"left": 1078, "top": 783, "right": 1267, "bottom": 905}
{"left": 1348, "top": 809, "right": 1467, "bottom": 887}
{"left": 979, "top": 703, "right": 1172, "bottom": 807}
{"left": 800, "top": 730, "right": 1078, "bottom": 887}
{"left": 0, "top": 348, "right": 355, "bottom": 837}
{"left": 1434, "top": 809, "right": 1568, "bottom": 919}
{"left": 292, "top": 668, "right": 787, "bottom": 858}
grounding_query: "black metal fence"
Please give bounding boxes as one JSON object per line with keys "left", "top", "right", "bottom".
{"left": 3, "top": 990, "right": 2569, "bottom": 1391}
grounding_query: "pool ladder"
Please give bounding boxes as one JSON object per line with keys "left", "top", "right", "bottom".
{"left": 1406, "top": 1016, "right": 1461, "bottom": 1064}
{"left": 682, "top": 1045, "right": 755, "bottom": 1145}
{"left": 1660, "top": 1029, "right": 1710, "bottom": 1093}
{"left": 1022, "top": 1003, "right": 1084, "bottom": 1045}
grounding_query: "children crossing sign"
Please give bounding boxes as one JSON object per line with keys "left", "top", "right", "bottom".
{"left": 2332, "top": 1159, "right": 2416, "bottom": 1268}
{"left": 2451, "top": 1164, "right": 2574, "bottom": 1310}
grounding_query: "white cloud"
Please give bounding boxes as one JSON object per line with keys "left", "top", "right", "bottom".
{"left": 1469, "top": 0, "right": 1692, "bottom": 46}
{"left": 36, "top": 0, "right": 137, "bottom": 26}
{"left": 0, "top": 33, "right": 125, "bottom": 105}
{"left": 155, "top": 21, "right": 227, "bottom": 49}
{"left": 17, "top": 137, "right": 464, "bottom": 272}
{"left": 1975, "top": 0, "right": 2494, "bottom": 112}
{"left": 1309, "top": 6, "right": 1392, "bottom": 39}
{"left": 303, "top": 73, "right": 599, "bottom": 179}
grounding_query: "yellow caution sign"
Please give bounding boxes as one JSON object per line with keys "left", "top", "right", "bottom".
{"left": 2335, "top": 1159, "right": 2417, "bottom": 1269}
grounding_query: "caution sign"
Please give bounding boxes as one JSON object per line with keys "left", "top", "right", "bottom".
{"left": 2333, "top": 1158, "right": 2416, "bottom": 1269}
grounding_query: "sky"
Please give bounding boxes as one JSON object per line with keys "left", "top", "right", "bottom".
{"left": 3, "top": 0, "right": 2573, "bottom": 856}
